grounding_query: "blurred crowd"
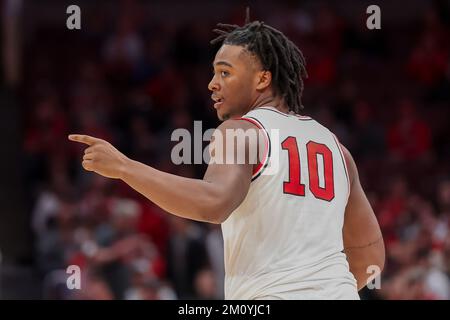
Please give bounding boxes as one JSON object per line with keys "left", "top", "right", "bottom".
{"left": 20, "top": 1, "right": 450, "bottom": 299}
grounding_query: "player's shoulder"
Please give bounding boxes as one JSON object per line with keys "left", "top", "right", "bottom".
{"left": 213, "top": 118, "right": 267, "bottom": 155}
{"left": 215, "top": 117, "right": 262, "bottom": 133}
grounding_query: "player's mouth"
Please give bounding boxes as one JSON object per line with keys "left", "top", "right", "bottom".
{"left": 211, "top": 94, "right": 224, "bottom": 109}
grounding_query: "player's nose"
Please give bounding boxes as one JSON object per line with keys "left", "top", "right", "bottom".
{"left": 208, "top": 76, "right": 220, "bottom": 92}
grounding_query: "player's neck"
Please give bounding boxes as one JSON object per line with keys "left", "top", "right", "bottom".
{"left": 250, "top": 95, "right": 289, "bottom": 114}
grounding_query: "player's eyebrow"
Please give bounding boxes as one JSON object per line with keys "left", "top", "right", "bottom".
{"left": 213, "top": 61, "right": 233, "bottom": 68}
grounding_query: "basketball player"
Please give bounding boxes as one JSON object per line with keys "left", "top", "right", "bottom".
{"left": 69, "top": 19, "right": 385, "bottom": 299}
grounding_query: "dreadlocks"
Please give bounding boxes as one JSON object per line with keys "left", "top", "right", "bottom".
{"left": 210, "top": 9, "right": 308, "bottom": 113}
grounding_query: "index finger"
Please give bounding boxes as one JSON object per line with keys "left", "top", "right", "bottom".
{"left": 68, "top": 134, "right": 103, "bottom": 146}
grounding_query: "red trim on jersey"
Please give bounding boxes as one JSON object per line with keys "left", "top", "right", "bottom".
{"left": 332, "top": 134, "right": 350, "bottom": 201}
{"left": 235, "top": 117, "right": 269, "bottom": 178}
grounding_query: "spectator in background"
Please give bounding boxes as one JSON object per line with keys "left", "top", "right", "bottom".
{"left": 103, "top": 15, "right": 144, "bottom": 78}
{"left": 87, "top": 198, "right": 146, "bottom": 299}
{"left": 205, "top": 224, "right": 225, "bottom": 299}
{"left": 438, "top": 180, "right": 450, "bottom": 215}
{"left": 71, "top": 271, "right": 114, "bottom": 300}
{"left": 387, "top": 98, "right": 432, "bottom": 162}
{"left": 166, "top": 216, "right": 209, "bottom": 299}
{"left": 407, "top": 8, "right": 449, "bottom": 87}
{"left": 194, "top": 268, "right": 219, "bottom": 300}
{"left": 378, "top": 176, "right": 409, "bottom": 245}
{"left": 351, "top": 100, "right": 385, "bottom": 161}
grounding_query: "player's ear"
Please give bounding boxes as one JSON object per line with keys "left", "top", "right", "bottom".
{"left": 255, "top": 70, "right": 272, "bottom": 91}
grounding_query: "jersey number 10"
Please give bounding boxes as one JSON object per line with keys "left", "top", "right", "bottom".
{"left": 281, "top": 136, "right": 335, "bottom": 201}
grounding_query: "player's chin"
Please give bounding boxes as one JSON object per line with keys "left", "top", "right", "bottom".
{"left": 217, "top": 110, "right": 230, "bottom": 121}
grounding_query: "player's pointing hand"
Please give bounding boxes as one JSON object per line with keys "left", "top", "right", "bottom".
{"left": 68, "top": 134, "right": 130, "bottom": 179}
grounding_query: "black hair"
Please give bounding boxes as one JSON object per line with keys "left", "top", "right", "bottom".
{"left": 211, "top": 9, "right": 308, "bottom": 113}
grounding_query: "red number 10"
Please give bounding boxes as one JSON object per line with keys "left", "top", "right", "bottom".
{"left": 281, "top": 136, "right": 335, "bottom": 201}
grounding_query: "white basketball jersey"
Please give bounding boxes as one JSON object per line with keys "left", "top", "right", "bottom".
{"left": 221, "top": 106, "right": 359, "bottom": 300}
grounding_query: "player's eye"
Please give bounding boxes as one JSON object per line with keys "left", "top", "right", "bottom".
{"left": 221, "top": 71, "right": 229, "bottom": 77}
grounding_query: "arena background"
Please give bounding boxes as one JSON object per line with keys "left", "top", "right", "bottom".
{"left": 0, "top": 0, "right": 449, "bottom": 299}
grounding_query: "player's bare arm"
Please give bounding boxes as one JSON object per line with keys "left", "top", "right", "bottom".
{"left": 68, "top": 119, "right": 260, "bottom": 224}
{"left": 341, "top": 145, "right": 385, "bottom": 290}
